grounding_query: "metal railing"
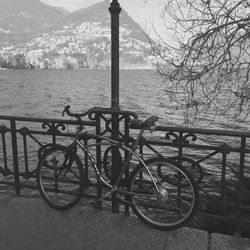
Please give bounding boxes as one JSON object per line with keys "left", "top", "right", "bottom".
{"left": 0, "top": 110, "right": 250, "bottom": 236}
{"left": 137, "top": 125, "right": 250, "bottom": 236}
{"left": 0, "top": 109, "right": 137, "bottom": 196}
{"left": 0, "top": 115, "right": 96, "bottom": 194}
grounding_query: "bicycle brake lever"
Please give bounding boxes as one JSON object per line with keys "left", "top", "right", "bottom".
{"left": 62, "top": 105, "right": 70, "bottom": 117}
{"left": 149, "top": 122, "right": 158, "bottom": 133}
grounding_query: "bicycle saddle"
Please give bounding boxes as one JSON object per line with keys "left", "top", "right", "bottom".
{"left": 130, "top": 115, "right": 159, "bottom": 129}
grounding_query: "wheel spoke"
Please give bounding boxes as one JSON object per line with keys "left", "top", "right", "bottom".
{"left": 37, "top": 145, "right": 84, "bottom": 210}
{"left": 130, "top": 158, "right": 198, "bottom": 230}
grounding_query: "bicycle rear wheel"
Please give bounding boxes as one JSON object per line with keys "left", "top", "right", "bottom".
{"left": 129, "top": 157, "right": 199, "bottom": 230}
{"left": 157, "top": 156, "right": 203, "bottom": 185}
{"left": 37, "top": 145, "right": 85, "bottom": 210}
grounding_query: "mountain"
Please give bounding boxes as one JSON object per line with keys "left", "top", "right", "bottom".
{"left": 63, "top": 1, "right": 147, "bottom": 42}
{"left": 0, "top": 0, "right": 66, "bottom": 46}
{"left": 54, "top": 7, "right": 70, "bottom": 16}
{"left": 0, "top": 1, "right": 153, "bottom": 69}
{"left": 0, "top": 0, "right": 66, "bottom": 33}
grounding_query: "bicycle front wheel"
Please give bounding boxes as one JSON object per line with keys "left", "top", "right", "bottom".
{"left": 37, "top": 145, "right": 85, "bottom": 210}
{"left": 129, "top": 157, "right": 199, "bottom": 230}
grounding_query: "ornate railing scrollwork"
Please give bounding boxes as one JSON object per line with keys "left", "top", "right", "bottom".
{"left": 165, "top": 131, "right": 179, "bottom": 144}
{"left": 19, "top": 127, "right": 30, "bottom": 136}
{"left": 105, "top": 118, "right": 112, "bottom": 134}
{"left": 183, "top": 133, "right": 197, "bottom": 144}
{"left": 0, "top": 167, "right": 12, "bottom": 177}
{"left": 219, "top": 143, "right": 231, "bottom": 154}
{"left": 0, "top": 125, "right": 8, "bottom": 134}
{"left": 100, "top": 115, "right": 112, "bottom": 136}
{"left": 165, "top": 131, "right": 197, "bottom": 145}
{"left": 88, "top": 109, "right": 97, "bottom": 121}
{"left": 41, "top": 122, "right": 66, "bottom": 135}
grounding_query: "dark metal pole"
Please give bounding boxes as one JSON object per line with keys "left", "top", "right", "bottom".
{"left": 109, "top": 0, "right": 121, "bottom": 213}
{"left": 109, "top": 0, "right": 121, "bottom": 110}
{"left": 10, "top": 120, "right": 21, "bottom": 195}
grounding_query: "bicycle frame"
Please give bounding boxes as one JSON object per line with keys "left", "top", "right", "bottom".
{"left": 68, "top": 132, "right": 162, "bottom": 197}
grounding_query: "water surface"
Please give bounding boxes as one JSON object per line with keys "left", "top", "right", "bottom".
{"left": 1, "top": 69, "right": 249, "bottom": 131}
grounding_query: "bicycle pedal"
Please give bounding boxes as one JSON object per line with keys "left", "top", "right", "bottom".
{"left": 91, "top": 200, "right": 102, "bottom": 210}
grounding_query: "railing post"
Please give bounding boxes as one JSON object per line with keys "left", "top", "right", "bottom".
{"left": 111, "top": 114, "right": 120, "bottom": 213}
{"left": 220, "top": 152, "right": 227, "bottom": 200}
{"left": 0, "top": 126, "right": 8, "bottom": 174}
{"left": 10, "top": 120, "right": 20, "bottom": 195}
{"left": 124, "top": 115, "right": 131, "bottom": 215}
{"left": 95, "top": 113, "right": 102, "bottom": 207}
{"left": 236, "top": 136, "right": 246, "bottom": 233}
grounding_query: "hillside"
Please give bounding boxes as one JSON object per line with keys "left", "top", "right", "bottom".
{"left": 0, "top": 0, "right": 66, "bottom": 32}
{"left": 63, "top": 1, "right": 147, "bottom": 42}
{"left": 0, "top": 1, "right": 153, "bottom": 69}
{"left": 0, "top": 0, "right": 66, "bottom": 47}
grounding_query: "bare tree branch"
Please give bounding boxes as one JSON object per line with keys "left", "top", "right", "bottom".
{"left": 148, "top": 0, "right": 250, "bottom": 124}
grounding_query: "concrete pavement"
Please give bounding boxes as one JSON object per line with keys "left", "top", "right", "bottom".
{"left": 0, "top": 195, "right": 249, "bottom": 250}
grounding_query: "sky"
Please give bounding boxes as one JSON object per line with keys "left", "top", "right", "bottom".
{"left": 40, "top": 0, "right": 165, "bottom": 35}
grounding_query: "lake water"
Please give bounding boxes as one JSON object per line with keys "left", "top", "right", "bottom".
{"left": 0, "top": 69, "right": 249, "bottom": 131}
{"left": 0, "top": 69, "right": 159, "bottom": 116}
{"left": 0, "top": 69, "right": 169, "bottom": 121}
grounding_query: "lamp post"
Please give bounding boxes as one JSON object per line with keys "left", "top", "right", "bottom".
{"left": 109, "top": 0, "right": 121, "bottom": 110}
{"left": 109, "top": 0, "right": 122, "bottom": 213}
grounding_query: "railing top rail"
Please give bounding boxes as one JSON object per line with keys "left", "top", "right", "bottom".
{"left": 1, "top": 114, "right": 250, "bottom": 138}
{"left": 0, "top": 115, "right": 96, "bottom": 126}
{"left": 155, "top": 125, "right": 250, "bottom": 138}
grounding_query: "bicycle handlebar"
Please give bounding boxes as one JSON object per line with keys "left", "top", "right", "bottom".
{"left": 62, "top": 105, "right": 159, "bottom": 131}
{"left": 62, "top": 105, "right": 99, "bottom": 119}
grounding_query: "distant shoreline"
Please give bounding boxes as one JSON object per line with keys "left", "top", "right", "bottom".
{"left": 0, "top": 67, "right": 154, "bottom": 70}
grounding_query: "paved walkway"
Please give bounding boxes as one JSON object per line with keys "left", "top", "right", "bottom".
{"left": 0, "top": 195, "right": 249, "bottom": 250}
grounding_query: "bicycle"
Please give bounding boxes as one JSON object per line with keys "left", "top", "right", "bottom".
{"left": 36, "top": 105, "right": 199, "bottom": 230}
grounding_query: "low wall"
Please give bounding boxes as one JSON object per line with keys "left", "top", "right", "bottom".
{"left": 0, "top": 195, "right": 249, "bottom": 250}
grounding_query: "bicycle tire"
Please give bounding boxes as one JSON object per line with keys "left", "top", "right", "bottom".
{"left": 103, "top": 146, "right": 122, "bottom": 180}
{"left": 37, "top": 143, "right": 55, "bottom": 160}
{"left": 37, "top": 144, "right": 85, "bottom": 210}
{"left": 129, "top": 157, "right": 199, "bottom": 230}
{"left": 157, "top": 156, "right": 204, "bottom": 185}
